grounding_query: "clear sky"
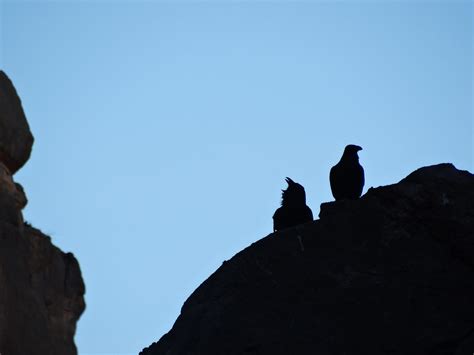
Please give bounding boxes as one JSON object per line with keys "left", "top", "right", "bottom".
{"left": 1, "top": 1, "right": 472, "bottom": 354}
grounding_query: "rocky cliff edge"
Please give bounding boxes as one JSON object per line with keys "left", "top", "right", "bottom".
{"left": 141, "top": 163, "right": 474, "bottom": 355}
{"left": 0, "top": 71, "right": 85, "bottom": 355}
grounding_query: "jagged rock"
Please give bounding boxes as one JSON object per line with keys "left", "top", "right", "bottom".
{"left": 0, "top": 153, "right": 86, "bottom": 355}
{"left": 141, "top": 163, "right": 474, "bottom": 355}
{"left": 0, "top": 224, "right": 85, "bottom": 355}
{"left": 0, "top": 71, "right": 85, "bottom": 355}
{"left": 0, "top": 162, "right": 27, "bottom": 228}
{"left": 0, "top": 71, "right": 34, "bottom": 174}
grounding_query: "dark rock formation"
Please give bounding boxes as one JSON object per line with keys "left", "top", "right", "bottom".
{"left": 0, "top": 71, "right": 34, "bottom": 174}
{"left": 141, "top": 163, "right": 474, "bottom": 355}
{"left": 0, "top": 225, "right": 86, "bottom": 355}
{"left": 0, "top": 71, "right": 85, "bottom": 355}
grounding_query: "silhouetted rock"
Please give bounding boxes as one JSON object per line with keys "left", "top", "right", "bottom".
{"left": 0, "top": 71, "right": 85, "bottom": 355}
{"left": 272, "top": 177, "right": 313, "bottom": 232}
{"left": 330, "top": 144, "right": 364, "bottom": 200}
{"left": 0, "top": 224, "right": 86, "bottom": 355}
{"left": 140, "top": 163, "right": 474, "bottom": 355}
{"left": 0, "top": 71, "right": 34, "bottom": 174}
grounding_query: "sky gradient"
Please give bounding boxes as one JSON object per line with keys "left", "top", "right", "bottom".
{"left": 1, "top": 1, "right": 472, "bottom": 354}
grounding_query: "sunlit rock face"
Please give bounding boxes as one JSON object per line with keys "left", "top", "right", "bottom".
{"left": 141, "top": 163, "right": 474, "bottom": 355}
{"left": 0, "top": 71, "right": 85, "bottom": 355}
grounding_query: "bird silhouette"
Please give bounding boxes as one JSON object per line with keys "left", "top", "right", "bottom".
{"left": 330, "top": 144, "right": 365, "bottom": 201}
{"left": 273, "top": 177, "right": 313, "bottom": 232}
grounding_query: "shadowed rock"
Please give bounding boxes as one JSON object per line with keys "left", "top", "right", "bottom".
{"left": 0, "top": 70, "right": 34, "bottom": 174}
{"left": 0, "top": 71, "right": 85, "bottom": 355}
{"left": 140, "top": 163, "right": 474, "bottom": 355}
{"left": 0, "top": 224, "right": 86, "bottom": 355}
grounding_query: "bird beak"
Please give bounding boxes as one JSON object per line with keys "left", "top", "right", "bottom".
{"left": 285, "top": 177, "right": 295, "bottom": 185}
{"left": 356, "top": 146, "right": 363, "bottom": 151}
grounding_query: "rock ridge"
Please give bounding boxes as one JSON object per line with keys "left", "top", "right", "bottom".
{"left": 141, "top": 163, "right": 474, "bottom": 355}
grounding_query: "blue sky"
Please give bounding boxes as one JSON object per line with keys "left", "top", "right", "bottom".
{"left": 1, "top": 1, "right": 472, "bottom": 354}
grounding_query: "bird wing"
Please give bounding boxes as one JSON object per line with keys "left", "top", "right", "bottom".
{"left": 306, "top": 205, "right": 314, "bottom": 221}
{"left": 356, "top": 163, "right": 365, "bottom": 196}
{"left": 272, "top": 207, "right": 283, "bottom": 232}
{"left": 329, "top": 164, "right": 341, "bottom": 200}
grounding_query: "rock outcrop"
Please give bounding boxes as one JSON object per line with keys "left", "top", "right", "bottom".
{"left": 0, "top": 71, "right": 34, "bottom": 174}
{"left": 0, "top": 71, "right": 85, "bottom": 355}
{"left": 141, "top": 163, "right": 474, "bottom": 355}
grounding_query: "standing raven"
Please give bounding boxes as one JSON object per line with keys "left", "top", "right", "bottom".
{"left": 273, "top": 177, "right": 313, "bottom": 232}
{"left": 330, "top": 144, "right": 365, "bottom": 201}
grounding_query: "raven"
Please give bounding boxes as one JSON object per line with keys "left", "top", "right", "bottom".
{"left": 273, "top": 177, "right": 313, "bottom": 232}
{"left": 330, "top": 144, "right": 365, "bottom": 201}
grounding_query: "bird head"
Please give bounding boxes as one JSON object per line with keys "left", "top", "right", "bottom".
{"left": 342, "top": 144, "right": 362, "bottom": 160}
{"left": 281, "top": 177, "right": 307, "bottom": 206}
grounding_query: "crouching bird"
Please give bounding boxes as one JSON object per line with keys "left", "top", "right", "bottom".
{"left": 273, "top": 177, "right": 313, "bottom": 232}
{"left": 330, "top": 144, "right": 365, "bottom": 201}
